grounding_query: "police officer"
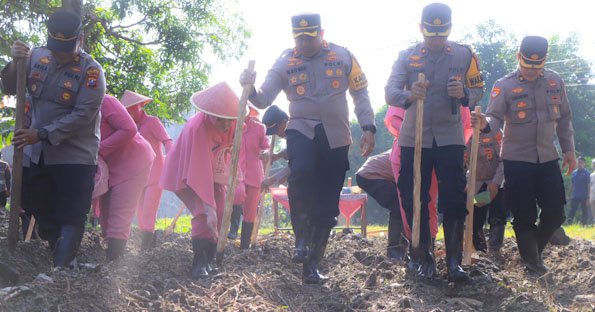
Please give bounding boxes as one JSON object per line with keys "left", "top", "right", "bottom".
{"left": 465, "top": 130, "right": 506, "bottom": 255}
{"left": 385, "top": 3, "right": 485, "bottom": 282}
{"left": 240, "top": 14, "right": 376, "bottom": 284}
{"left": 1, "top": 10, "right": 106, "bottom": 268}
{"left": 473, "top": 36, "right": 576, "bottom": 275}
{"left": 355, "top": 150, "right": 407, "bottom": 261}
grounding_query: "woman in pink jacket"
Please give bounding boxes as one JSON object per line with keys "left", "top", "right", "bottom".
{"left": 236, "top": 105, "right": 270, "bottom": 249}
{"left": 121, "top": 90, "right": 173, "bottom": 250}
{"left": 98, "top": 95, "right": 155, "bottom": 261}
{"left": 159, "top": 82, "right": 239, "bottom": 279}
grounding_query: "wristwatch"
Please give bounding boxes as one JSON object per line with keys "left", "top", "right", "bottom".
{"left": 362, "top": 125, "right": 377, "bottom": 134}
{"left": 37, "top": 128, "right": 49, "bottom": 141}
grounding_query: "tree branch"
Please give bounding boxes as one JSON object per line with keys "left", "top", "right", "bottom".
{"left": 111, "top": 16, "right": 147, "bottom": 30}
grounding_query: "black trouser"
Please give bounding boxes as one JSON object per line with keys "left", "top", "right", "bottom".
{"left": 355, "top": 175, "right": 401, "bottom": 219}
{"left": 29, "top": 155, "right": 96, "bottom": 241}
{"left": 286, "top": 125, "right": 349, "bottom": 228}
{"left": 474, "top": 183, "right": 506, "bottom": 228}
{"left": 399, "top": 142, "right": 466, "bottom": 249}
{"left": 0, "top": 192, "right": 7, "bottom": 209}
{"left": 568, "top": 198, "right": 590, "bottom": 225}
{"left": 504, "top": 160, "right": 565, "bottom": 232}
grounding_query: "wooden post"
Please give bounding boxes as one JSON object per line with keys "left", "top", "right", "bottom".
{"left": 215, "top": 60, "right": 255, "bottom": 262}
{"left": 25, "top": 216, "right": 35, "bottom": 242}
{"left": 164, "top": 203, "right": 185, "bottom": 237}
{"left": 411, "top": 73, "right": 425, "bottom": 250}
{"left": 7, "top": 58, "right": 27, "bottom": 253}
{"left": 462, "top": 106, "right": 482, "bottom": 265}
{"left": 250, "top": 134, "right": 276, "bottom": 244}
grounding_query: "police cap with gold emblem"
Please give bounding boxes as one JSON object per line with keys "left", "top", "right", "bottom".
{"left": 519, "top": 36, "right": 548, "bottom": 69}
{"left": 262, "top": 105, "right": 289, "bottom": 135}
{"left": 421, "top": 3, "right": 452, "bottom": 37}
{"left": 47, "top": 10, "right": 82, "bottom": 53}
{"left": 291, "top": 13, "right": 321, "bottom": 38}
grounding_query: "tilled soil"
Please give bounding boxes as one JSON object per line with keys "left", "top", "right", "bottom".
{"left": 0, "top": 225, "right": 593, "bottom": 312}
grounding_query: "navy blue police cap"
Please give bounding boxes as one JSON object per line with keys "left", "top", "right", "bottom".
{"left": 519, "top": 36, "right": 548, "bottom": 69}
{"left": 262, "top": 105, "right": 289, "bottom": 135}
{"left": 291, "top": 13, "right": 321, "bottom": 38}
{"left": 421, "top": 3, "right": 452, "bottom": 37}
{"left": 47, "top": 10, "right": 82, "bottom": 53}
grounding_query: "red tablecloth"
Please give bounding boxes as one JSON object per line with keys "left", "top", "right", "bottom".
{"left": 271, "top": 187, "right": 367, "bottom": 219}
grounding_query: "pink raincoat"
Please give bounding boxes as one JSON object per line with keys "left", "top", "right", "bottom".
{"left": 98, "top": 95, "right": 155, "bottom": 240}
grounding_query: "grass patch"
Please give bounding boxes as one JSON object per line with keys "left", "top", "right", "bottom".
{"left": 155, "top": 216, "right": 595, "bottom": 242}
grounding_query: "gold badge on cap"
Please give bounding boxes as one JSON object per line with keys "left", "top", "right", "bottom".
{"left": 299, "top": 19, "right": 308, "bottom": 27}
{"left": 433, "top": 18, "right": 442, "bottom": 25}
{"left": 530, "top": 54, "right": 539, "bottom": 60}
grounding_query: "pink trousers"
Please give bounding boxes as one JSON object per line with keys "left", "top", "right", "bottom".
{"left": 136, "top": 184, "right": 163, "bottom": 233}
{"left": 175, "top": 185, "right": 225, "bottom": 242}
{"left": 242, "top": 185, "right": 261, "bottom": 222}
{"left": 99, "top": 169, "right": 150, "bottom": 240}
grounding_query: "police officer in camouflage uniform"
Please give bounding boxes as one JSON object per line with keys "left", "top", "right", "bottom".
{"left": 473, "top": 36, "right": 576, "bottom": 275}
{"left": 240, "top": 13, "right": 376, "bottom": 284}
{"left": 1, "top": 10, "right": 106, "bottom": 268}
{"left": 385, "top": 3, "right": 485, "bottom": 282}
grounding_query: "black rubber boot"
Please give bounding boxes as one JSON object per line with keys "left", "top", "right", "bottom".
{"left": 472, "top": 206, "right": 488, "bottom": 252}
{"left": 239, "top": 222, "right": 254, "bottom": 250}
{"left": 443, "top": 218, "right": 470, "bottom": 283}
{"left": 206, "top": 241, "right": 220, "bottom": 274}
{"left": 53, "top": 225, "right": 85, "bottom": 268}
{"left": 302, "top": 226, "right": 331, "bottom": 284}
{"left": 515, "top": 230, "right": 547, "bottom": 275}
{"left": 140, "top": 231, "right": 155, "bottom": 251}
{"left": 191, "top": 238, "right": 209, "bottom": 278}
{"left": 106, "top": 238, "right": 127, "bottom": 262}
{"left": 536, "top": 222, "right": 561, "bottom": 259}
{"left": 291, "top": 215, "right": 309, "bottom": 263}
{"left": 416, "top": 221, "right": 435, "bottom": 279}
{"left": 387, "top": 215, "right": 407, "bottom": 262}
{"left": 488, "top": 224, "right": 506, "bottom": 253}
{"left": 227, "top": 205, "right": 242, "bottom": 240}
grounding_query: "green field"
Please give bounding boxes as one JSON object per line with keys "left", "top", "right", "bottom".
{"left": 155, "top": 215, "right": 595, "bottom": 241}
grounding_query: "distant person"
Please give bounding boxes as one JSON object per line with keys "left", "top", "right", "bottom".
{"left": 568, "top": 156, "right": 591, "bottom": 224}
{"left": 97, "top": 95, "right": 155, "bottom": 261}
{"left": 123, "top": 90, "right": 173, "bottom": 250}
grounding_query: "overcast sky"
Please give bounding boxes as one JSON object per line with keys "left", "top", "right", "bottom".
{"left": 209, "top": 0, "right": 593, "bottom": 117}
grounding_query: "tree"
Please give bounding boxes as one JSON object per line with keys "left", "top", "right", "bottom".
{"left": 0, "top": 0, "right": 250, "bottom": 123}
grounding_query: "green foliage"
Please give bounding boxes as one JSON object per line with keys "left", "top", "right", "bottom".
{"left": 0, "top": 0, "right": 250, "bottom": 123}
